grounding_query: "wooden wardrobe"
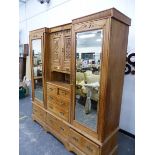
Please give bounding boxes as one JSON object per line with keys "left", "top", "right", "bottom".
{"left": 30, "top": 8, "right": 131, "bottom": 155}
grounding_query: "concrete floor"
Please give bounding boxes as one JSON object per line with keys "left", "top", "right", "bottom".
{"left": 19, "top": 96, "right": 135, "bottom": 155}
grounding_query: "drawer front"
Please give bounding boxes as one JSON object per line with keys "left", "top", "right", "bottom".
{"left": 57, "top": 120, "right": 69, "bottom": 139}
{"left": 69, "top": 129, "right": 99, "bottom": 155}
{"left": 58, "top": 88, "right": 70, "bottom": 99}
{"left": 47, "top": 84, "right": 57, "bottom": 96}
{"left": 33, "top": 104, "right": 46, "bottom": 121}
{"left": 46, "top": 113, "right": 69, "bottom": 139}
{"left": 47, "top": 95, "right": 69, "bottom": 110}
{"left": 47, "top": 104, "right": 69, "bottom": 121}
{"left": 46, "top": 113, "right": 58, "bottom": 130}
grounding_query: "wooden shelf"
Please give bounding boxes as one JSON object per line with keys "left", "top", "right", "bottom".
{"left": 46, "top": 81, "right": 71, "bottom": 89}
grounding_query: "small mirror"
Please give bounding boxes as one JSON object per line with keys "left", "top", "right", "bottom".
{"left": 32, "top": 39, "right": 43, "bottom": 102}
{"left": 32, "top": 39, "right": 42, "bottom": 77}
{"left": 75, "top": 29, "right": 103, "bottom": 131}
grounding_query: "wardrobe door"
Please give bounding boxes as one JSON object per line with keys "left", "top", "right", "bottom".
{"left": 51, "top": 31, "right": 62, "bottom": 72}
{"left": 31, "top": 38, "right": 44, "bottom": 105}
{"left": 61, "top": 29, "right": 71, "bottom": 73}
{"left": 71, "top": 19, "right": 108, "bottom": 138}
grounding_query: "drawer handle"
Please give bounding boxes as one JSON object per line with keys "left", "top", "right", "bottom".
{"left": 60, "top": 90, "right": 66, "bottom": 95}
{"left": 72, "top": 137, "right": 78, "bottom": 142}
{"left": 60, "top": 127, "right": 64, "bottom": 131}
{"left": 49, "top": 88, "right": 54, "bottom": 91}
{"left": 86, "top": 145, "right": 93, "bottom": 152}
{"left": 49, "top": 96, "right": 53, "bottom": 100}
{"left": 60, "top": 112, "right": 64, "bottom": 116}
{"left": 60, "top": 101, "right": 64, "bottom": 105}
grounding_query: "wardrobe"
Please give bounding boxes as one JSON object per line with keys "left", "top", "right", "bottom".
{"left": 30, "top": 8, "right": 131, "bottom": 155}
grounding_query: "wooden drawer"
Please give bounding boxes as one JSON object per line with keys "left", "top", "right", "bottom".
{"left": 58, "top": 87, "right": 70, "bottom": 99}
{"left": 69, "top": 129, "right": 99, "bottom": 155}
{"left": 33, "top": 104, "right": 46, "bottom": 121}
{"left": 47, "top": 104, "right": 69, "bottom": 121}
{"left": 47, "top": 83, "right": 57, "bottom": 96}
{"left": 47, "top": 95, "right": 69, "bottom": 110}
{"left": 46, "top": 113, "right": 58, "bottom": 129}
{"left": 46, "top": 113, "right": 69, "bottom": 139}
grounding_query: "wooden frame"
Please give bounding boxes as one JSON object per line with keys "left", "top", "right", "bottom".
{"left": 71, "top": 18, "right": 110, "bottom": 139}
{"left": 30, "top": 28, "right": 49, "bottom": 108}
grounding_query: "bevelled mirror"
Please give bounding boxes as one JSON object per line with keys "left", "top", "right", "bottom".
{"left": 75, "top": 29, "right": 103, "bottom": 131}
{"left": 32, "top": 39, "right": 43, "bottom": 102}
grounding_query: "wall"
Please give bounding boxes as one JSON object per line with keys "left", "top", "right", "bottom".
{"left": 19, "top": 0, "right": 135, "bottom": 134}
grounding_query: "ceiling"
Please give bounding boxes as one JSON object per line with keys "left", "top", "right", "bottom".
{"left": 76, "top": 29, "right": 103, "bottom": 48}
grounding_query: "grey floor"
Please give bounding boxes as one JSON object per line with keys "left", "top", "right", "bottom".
{"left": 19, "top": 96, "right": 135, "bottom": 155}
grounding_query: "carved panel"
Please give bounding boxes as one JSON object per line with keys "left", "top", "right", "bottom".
{"left": 52, "top": 37, "right": 60, "bottom": 60}
{"left": 64, "top": 37, "right": 71, "bottom": 60}
{"left": 74, "top": 19, "right": 107, "bottom": 32}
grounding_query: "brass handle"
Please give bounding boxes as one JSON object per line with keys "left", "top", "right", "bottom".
{"left": 60, "top": 101, "right": 64, "bottom": 105}
{"left": 72, "top": 137, "right": 78, "bottom": 142}
{"left": 60, "top": 90, "right": 66, "bottom": 95}
{"left": 60, "top": 127, "right": 64, "bottom": 131}
{"left": 86, "top": 146, "right": 93, "bottom": 152}
{"left": 49, "top": 88, "right": 54, "bottom": 91}
{"left": 49, "top": 96, "right": 53, "bottom": 100}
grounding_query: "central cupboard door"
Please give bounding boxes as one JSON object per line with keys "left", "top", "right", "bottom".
{"left": 50, "top": 29, "right": 71, "bottom": 73}
{"left": 71, "top": 19, "right": 109, "bottom": 138}
{"left": 51, "top": 31, "right": 62, "bottom": 71}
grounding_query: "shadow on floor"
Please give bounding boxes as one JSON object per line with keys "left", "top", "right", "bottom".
{"left": 19, "top": 96, "right": 135, "bottom": 155}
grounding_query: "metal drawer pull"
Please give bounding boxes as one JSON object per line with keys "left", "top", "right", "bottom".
{"left": 60, "top": 127, "right": 64, "bottom": 131}
{"left": 60, "top": 101, "right": 64, "bottom": 105}
{"left": 60, "top": 90, "right": 66, "bottom": 95}
{"left": 86, "top": 145, "right": 93, "bottom": 152}
{"left": 72, "top": 137, "right": 78, "bottom": 142}
{"left": 49, "top": 88, "right": 54, "bottom": 91}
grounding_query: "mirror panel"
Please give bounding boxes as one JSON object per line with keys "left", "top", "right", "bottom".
{"left": 75, "top": 29, "right": 103, "bottom": 131}
{"left": 32, "top": 39, "right": 42, "bottom": 77}
{"left": 34, "top": 79, "right": 43, "bottom": 102}
{"left": 32, "top": 39, "right": 43, "bottom": 102}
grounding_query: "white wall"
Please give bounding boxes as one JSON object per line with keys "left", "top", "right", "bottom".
{"left": 19, "top": 0, "right": 135, "bottom": 134}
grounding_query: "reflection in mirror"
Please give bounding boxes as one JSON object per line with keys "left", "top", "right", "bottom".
{"left": 32, "top": 39, "right": 43, "bottom": 102}
{"left": 32, "top": 39, "right": 42, "bottom": 77}
{"left": 34, "top": 79, "right": 43, "bottom": 102}
{"left": 75, "top": 29, "right": 103, "bottom": 131}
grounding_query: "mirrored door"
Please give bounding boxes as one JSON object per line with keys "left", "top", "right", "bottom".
{"left": 75, "top": 29, "right": 103, "bottom": 131}
{"left": 32, "top": 39, "right": 43, "bottom": 102}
